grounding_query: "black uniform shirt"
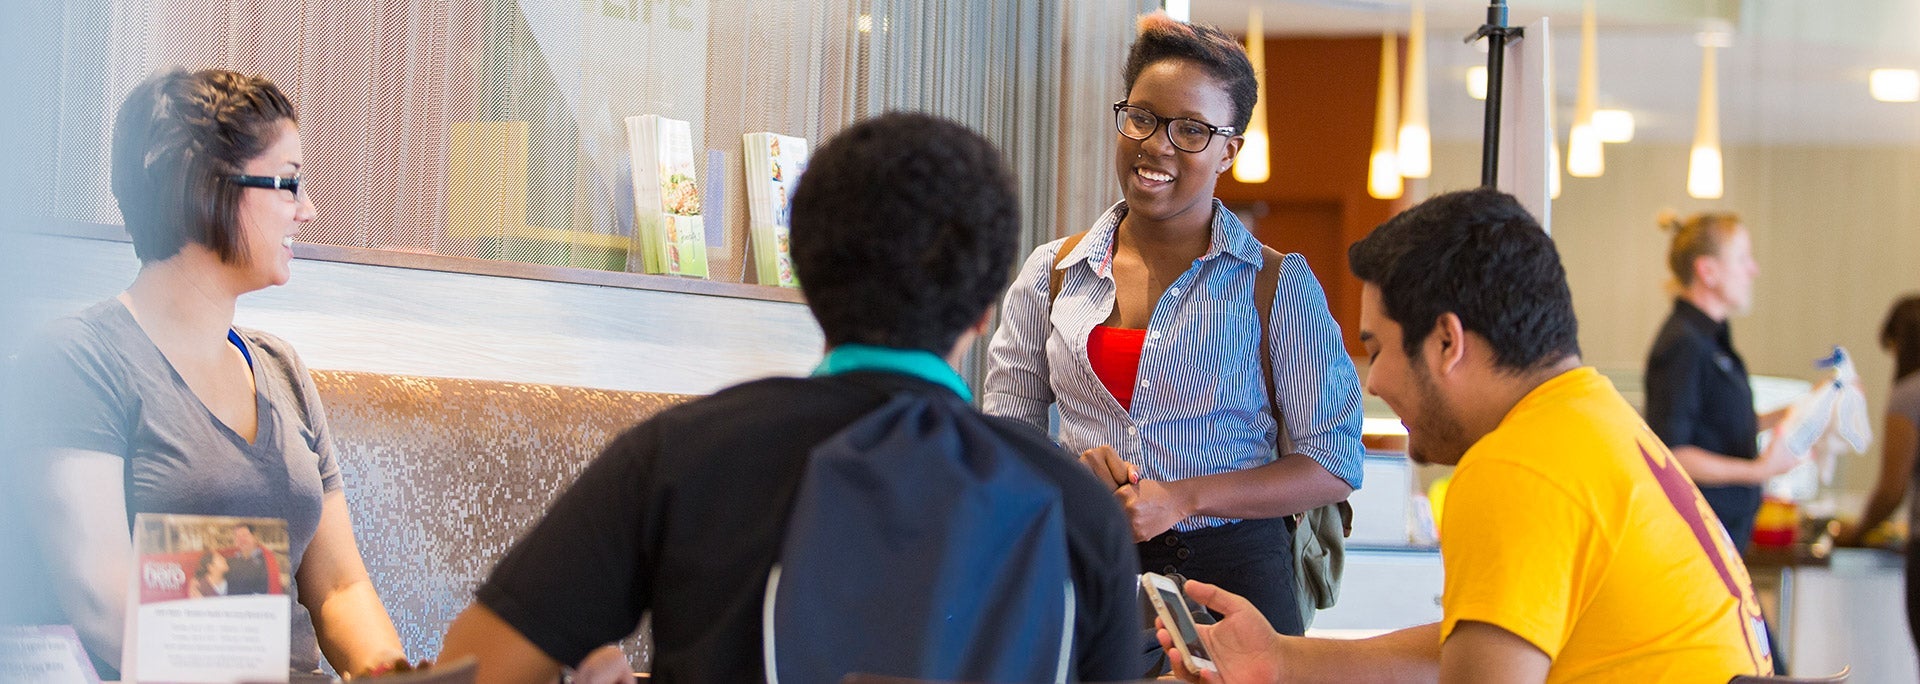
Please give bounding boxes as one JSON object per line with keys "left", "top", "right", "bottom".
{"left": 1643, "top": 298, "right": 1762, "bottom": 551}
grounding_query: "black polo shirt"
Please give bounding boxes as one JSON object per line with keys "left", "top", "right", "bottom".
{"left": 1643, "top": 298, "right": 1762, "bottom": 551}
{"left": 473, "top": 371, "right": 1142, "bottom": 682}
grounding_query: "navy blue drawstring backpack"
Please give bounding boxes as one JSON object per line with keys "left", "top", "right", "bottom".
{"left": 763, "top": 392, "right": 1075, "bottom": 684}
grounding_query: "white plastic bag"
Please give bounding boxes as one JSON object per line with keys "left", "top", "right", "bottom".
{"left": 1772, "top": 347, "right": 1872, "bottom": 490}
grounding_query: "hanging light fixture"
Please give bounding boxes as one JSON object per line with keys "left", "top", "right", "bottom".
{"left": 1592, "top": 109, "right": 1635, "bottom": 143}
{"left": 1870, "top": 68, "right": 1920, "bottom": 102}
{"left": 1689, "top": 33, "right": 1725, "bottom": 199}
{"left": 1368, "top": 31, "right": 1403, "bottom": 200}
{"left": 1566, "top": 0, "right": 1604, "bottom": 178}
{"left": 1232, "top": 6, "right": 1271, "bottom": 183}
{"left": 1397, "top": 0, "right": 1430, "bottom": 178}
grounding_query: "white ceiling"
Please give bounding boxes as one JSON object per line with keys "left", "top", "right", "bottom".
{"left": 1186, "top": 0, "right": 1920, "bottom": 145}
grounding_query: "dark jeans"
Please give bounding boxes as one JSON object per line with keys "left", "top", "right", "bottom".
{"left": 1139, "top": 516, "right": 1303, "bottom": 635}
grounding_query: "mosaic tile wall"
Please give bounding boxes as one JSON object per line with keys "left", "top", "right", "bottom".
{"left": 312, "top": 369, "right": 695, "bottom": 669}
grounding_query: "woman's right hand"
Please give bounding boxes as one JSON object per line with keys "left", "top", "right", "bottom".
{"left": 1077, "top": 445, "right": 1135, "bottom": 489}
{"left": 1753, "top": 425, "right": 1804, "bottom": 480}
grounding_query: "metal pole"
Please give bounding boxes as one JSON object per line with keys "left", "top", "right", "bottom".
{"left": 1470, "top": 1, "right": 1515, "bottom": 187}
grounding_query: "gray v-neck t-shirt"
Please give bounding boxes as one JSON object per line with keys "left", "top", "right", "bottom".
{"left": 16, "top": 299, "right": 341, "bottom": 676}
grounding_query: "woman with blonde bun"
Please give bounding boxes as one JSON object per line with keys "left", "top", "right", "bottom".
{"left": 1642, "top": 211, "right": 1794, "bottom": 554}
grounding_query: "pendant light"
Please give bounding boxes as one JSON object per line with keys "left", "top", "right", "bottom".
{"left": 1566, "top": 0, "right": 1603, "bottom": 177}
{"left": 1232, "top": 6, "right": 1271, "bottom": 184}
{"left": 1397, "top": 0, "right": 1430, "bottom": 178}
{"left": 1368, "top": 31, "right": 1403, "bottom": 200}
{"left": 1688, "top": 37, "right": 1724, "bottom": 199}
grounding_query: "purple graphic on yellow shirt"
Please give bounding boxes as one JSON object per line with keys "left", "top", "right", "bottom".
{"left": 1637, "top": 438, "right": 1774, "bottom": 673}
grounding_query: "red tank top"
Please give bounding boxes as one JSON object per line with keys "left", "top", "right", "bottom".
{"left": 1087, "top": 325, "right": 1147, "bottom": 411}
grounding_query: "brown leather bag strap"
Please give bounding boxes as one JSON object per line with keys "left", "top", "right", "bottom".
{"left": 1047, "top": 231, "right": 1090, "bottom": 311}
{"left": 1253, "top": 246, "right": 1286, "bottom": 440}
{"left": 1254, "top": 249, "right": 1356, "bottom": 538}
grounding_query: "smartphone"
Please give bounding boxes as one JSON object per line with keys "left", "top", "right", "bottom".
{"left": 1141, "top": 572, "right": 1216, "bottom": 672}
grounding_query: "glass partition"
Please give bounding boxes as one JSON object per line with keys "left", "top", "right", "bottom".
{"left": 29, "top": 0, "right": 1153, "bottom": 297}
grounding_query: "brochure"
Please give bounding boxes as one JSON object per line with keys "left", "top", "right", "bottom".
{"left": 742, "top": 132, "right": 809, "bottom": 287}
{"left": 123, "top": 514, "right": 291, "bottom": 684}
{"left": 627, "top": 115, "right": 710, "bottom": 278}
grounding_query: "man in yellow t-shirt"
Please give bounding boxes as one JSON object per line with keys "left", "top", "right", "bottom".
{"left": 1160, "top": 188, "right": 1771, "bottom": 683}
{"left": 1440, "top": 369, "right": 1772, "bottom": 680}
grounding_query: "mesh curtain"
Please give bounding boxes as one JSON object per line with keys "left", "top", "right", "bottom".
{"left": 36, "top": 0, "right": 1151, "bottom": 284}
{"left": 33, "top": 0, "right": 1154, "bottom": 393}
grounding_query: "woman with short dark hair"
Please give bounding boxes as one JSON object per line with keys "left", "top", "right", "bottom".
{"left": 984, "top": 12, "right": 1364, "bottom": 636}
{"left": 14, "top": 68, "right": 405, "bottom": 679}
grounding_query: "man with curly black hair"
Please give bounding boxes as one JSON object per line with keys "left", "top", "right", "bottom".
{"left": 1158, "top": 189, "right": 1774, "bottom": 684}
{"left": 438, "top": 113, "right": 1142, "bottom": 683}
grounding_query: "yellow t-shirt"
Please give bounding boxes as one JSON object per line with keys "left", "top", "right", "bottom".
{"left": 1439, "top": 367, "right": 1773, "bottom": 682}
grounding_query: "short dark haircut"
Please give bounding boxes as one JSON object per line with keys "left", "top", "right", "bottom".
{"left": 1123, "top": 12, "right": 1260, "bottom": 133}
{"left": 1348, "top": 188, "right": 1580, "bottom": 373}
{"left": 790, "top": 112, "right": 1020, "bottom": 355}
{"left": 1882, "top": 295, "right": 1920, "bottom": 382}
{"left": 110, "top": 68, "right": 297, "bottom": 265}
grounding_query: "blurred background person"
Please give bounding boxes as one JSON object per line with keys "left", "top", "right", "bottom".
{"left": 1836, "top": 295, "right": 1920, "bottom": 655}
{"left": 1643, "top": 211, "right": 1797, "bottom": 553}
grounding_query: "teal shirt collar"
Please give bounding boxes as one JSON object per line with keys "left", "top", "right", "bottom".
{"left": 812, "top": 344, "right": 973, "bottom": 402}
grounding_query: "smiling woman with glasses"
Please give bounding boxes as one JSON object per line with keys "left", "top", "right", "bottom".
{"left": 984, "top": 11, "right": 1365, "bottom": 657}
{"left": 9, "top": 68, "right": 408, "bottom": 680}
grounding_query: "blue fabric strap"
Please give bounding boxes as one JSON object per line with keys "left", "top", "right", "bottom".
{"left": 227, "top": 329, "right": 253, "bottom": 367}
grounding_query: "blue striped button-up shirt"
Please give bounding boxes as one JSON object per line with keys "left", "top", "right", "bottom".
{"left": 984, "top": 200, "right": 1365, "bottom": 531}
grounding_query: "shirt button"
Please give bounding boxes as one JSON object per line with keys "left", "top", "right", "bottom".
{"left": 1162, "top": 565, "right": 1179, "bottom": 574}
{"left": 1170, "top": 287, "right": 1181, "bottom": 296}
{"left": 1127, "top": 425, "right": 1139, "bottom": 436}
{"left": 1175, "top": 547, "right": 1192, "bottom": 560}
{"left": 1149, "top": 330, "right": 1162, "bottom": 340}
{"left": 1140, "top": 379, "right": 1151, "bottom": 388}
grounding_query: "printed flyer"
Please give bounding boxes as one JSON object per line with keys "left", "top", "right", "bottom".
{"left": 123, "top": 513, "right": 291, "bottom": 683}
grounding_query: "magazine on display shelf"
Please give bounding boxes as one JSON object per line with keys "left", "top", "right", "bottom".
{"left": 742, "top": 132, "right": 809, "bottom": 288}
{"left": 627, "top": 114, "right": 710, "bottom": 278}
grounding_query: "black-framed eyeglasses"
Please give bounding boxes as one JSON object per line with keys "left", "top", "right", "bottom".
{"left": 227, "top": 174, "right": 303, "bottom": 200}
{"left": 1113, "top": 101, "right": 1237, "bottom": 153}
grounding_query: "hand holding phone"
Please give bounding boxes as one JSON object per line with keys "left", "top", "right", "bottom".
{"left": 1142, "top": 572, "right": 1216, "bottom": 672}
